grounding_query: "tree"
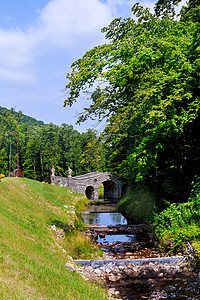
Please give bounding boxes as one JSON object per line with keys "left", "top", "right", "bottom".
{"left": 154, "top": 0, "right": 200, "bottom": 22}
{"left": 180, "top": 0, "right": 200, "bottom": 22}
{"left": 64, "top": 4, "right": 200, "bottom": 203}
{"left": 23, "top": 139, "right": 40, "bottom": 180}
{"left": 0, "top": 107, "right": 104, "bottom": 179}
{"left": 0, "top": 149, "right": 8, "bottom": 174}
{"left": 80, "top": 129, "right": 105, "bottom": 173}
{"left": 154, "top": 0, "right": 179, "bottom": 17}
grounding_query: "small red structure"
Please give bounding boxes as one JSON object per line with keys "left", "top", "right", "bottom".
{"left": 11, "top": 169, "right": 24, "bottom": 178}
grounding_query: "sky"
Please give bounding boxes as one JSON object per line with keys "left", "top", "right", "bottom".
{"left": 0, "top": 0, "right": 166, "bottom": 132}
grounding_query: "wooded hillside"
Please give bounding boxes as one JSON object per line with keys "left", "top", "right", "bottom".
{"left": 0, "top": 106, "right": 106, "bottom": 181}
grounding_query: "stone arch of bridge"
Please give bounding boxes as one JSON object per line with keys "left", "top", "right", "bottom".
{"left": 85, "top": 179, "right": 119, "bottom": 201}
{"left": 85, "top": 186, "right": 95, "bottom": 200}
{"left": 102, "top": 180, "right": 118, "bottom": 200}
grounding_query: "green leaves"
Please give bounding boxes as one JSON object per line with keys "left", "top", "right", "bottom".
{"left": 64, "top": 4, "right": 200, "bottom": 203}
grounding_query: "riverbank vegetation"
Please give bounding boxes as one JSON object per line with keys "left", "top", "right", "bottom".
{"left": 0, "top": 177, "right": 106, "bottom": 299}
{"left": 117, "top": 186, "right": 156, "bottom": 224}
{"left": 154, "top": 177, "right": 200, "bottom": 257}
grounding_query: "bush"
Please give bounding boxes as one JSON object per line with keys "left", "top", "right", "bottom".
{"left": 0, "top": 173, "right": 5, "bottom": 181}
{"left": 117, "top": 186, "right": 156, "bottom": 224}
{"left": 154, "top": 176, "right": 200, "bottom": 253}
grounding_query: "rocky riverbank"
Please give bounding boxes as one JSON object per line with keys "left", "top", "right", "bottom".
{"left": 76, "top": 259, "right": 200, "bottom": 299}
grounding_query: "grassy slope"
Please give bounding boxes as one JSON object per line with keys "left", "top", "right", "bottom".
{"left": 0, "top": 177, "right": 106, "bottom": 300}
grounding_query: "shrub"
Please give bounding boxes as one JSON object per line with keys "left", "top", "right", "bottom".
{"left": 154, "top": 176, "right": 200, "bottom": 253}
{"left": 0, "top": 173, "right": 5, "bottom": 182}
{"left": 117, "top": 186, "right": 156, "bottom": 224}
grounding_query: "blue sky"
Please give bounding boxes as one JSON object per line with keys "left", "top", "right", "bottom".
{"left": 0, "top": 0, "right": 159, "bottom": 132}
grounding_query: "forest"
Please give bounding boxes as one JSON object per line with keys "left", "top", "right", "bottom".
{"left": 0, "top": 106, "right": 107, "bottom": 182}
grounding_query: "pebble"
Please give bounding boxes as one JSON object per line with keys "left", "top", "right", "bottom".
{"left": 125, "top": 252, "right": 133, "bottom": 256}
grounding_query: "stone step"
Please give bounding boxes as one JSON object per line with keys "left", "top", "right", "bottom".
{"left": 88, "top": 224, "right": 149, "bottom": 234}
{"left": 79, "top": 209, "right": 118, "bottom": 214}
{"left": 74, "top": 256, "right": 184, "bottom": 268}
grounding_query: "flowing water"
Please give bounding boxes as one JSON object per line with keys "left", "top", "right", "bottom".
{"left": 82, "top": 204, "right": 156, "bottom": 257}
{"left": 83, "top": 211, "right": 127, "bottom": 226}
{"left": 83, "top": 205, "right": 139, "bottom": 251}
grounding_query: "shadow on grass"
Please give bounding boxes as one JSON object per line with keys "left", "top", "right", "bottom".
{"left": 49, "top": 219, "right": 75, "bottom": 233}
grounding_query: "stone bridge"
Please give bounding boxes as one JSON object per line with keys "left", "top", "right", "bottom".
{"left": 51, "top": 171, "right": 123, "bottom": 201}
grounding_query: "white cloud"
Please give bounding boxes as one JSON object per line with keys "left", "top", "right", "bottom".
{"left": 0, "top": 29, "right": 33, "bottom": 67}
{"left": 40, "top": 0, "right": 111, "bottom": 33}
{"left": 1, "top": 0, "right": 171, "bottom": 86}
{"left": 0, "top": 0, "right": 118, "bottom": 84}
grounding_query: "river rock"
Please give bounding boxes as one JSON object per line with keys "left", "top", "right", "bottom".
{"left": 125, "top": 252, "right": 133, "bottom": 256}
{"left": 158, "top": 272, "right": 164, "bottom": 278}
{"left": 108, "top": 273, "right": 122, "bottom": 282}
{"left": 86, "top": 266, "right": 93, "bottom": 272}
{"left": 94, "top": 269, "right": 102, "bottom": 276}
{"left": 179, "top": 262, "right": 188, "bottom": 269}
{"left": 108, "top": 288, "right": 116, "bottom": 295}
{"left": 105, "top": 268, "right": 112, "bottom": 274}
{"left": 65, "top": 262, "right": 76, "bottom": 272}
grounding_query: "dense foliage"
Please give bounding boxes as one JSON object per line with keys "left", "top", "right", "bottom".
{"left": 154, "top": 177, "right": 200, "bottom": 254}
{"left": 65, "top": 3, "right": 200, "bottom": 204}
{"left": 0, "top": 106, "right": 45, "bottom": 126}
{"left": 0, "top": 107, "right": 106, "bottom": 181}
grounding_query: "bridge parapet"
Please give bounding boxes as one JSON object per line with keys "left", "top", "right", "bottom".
{"left": 51, "top": 171, "right": 123, "bottom": 201}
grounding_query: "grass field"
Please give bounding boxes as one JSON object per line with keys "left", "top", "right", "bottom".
{"left": 0, "top": 177, "right": 107, "bottom": 299}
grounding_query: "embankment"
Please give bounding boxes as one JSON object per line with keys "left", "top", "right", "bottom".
{"left": 0, "top": 177, "right": 107, "bottom": 299}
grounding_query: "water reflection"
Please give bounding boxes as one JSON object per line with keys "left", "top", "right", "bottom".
{"left": 83, "top": 212, "right": 127, "bottom": 226}
{"left": 97, "top": 234, "right": 137, "bottom": 244}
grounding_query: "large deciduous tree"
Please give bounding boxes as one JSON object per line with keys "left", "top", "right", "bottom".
{"left": 64, "top": 3, "right": 200, "bottom": 203}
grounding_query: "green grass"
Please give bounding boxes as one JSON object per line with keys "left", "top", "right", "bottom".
{"left": 0, "top": 177, "right": 107, "bottom": 299}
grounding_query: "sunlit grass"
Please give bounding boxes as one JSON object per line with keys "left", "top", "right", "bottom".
{"left": 0, "top": 177, "right": 107, "bottom": 299}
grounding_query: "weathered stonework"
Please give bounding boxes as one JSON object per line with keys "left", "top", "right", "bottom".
{"left": 51, "top": 171, "right": 122, "bottom": 201}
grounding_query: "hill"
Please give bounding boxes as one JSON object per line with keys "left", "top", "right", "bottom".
{"left": 0, "top": 177, "right": 106, "bottom": 299}
{"left": 0, "top": 106, "right": 45, "bottom": 126}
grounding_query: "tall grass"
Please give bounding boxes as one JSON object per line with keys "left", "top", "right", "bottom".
{"left": 0, "top": 177, "right": 107, "bottom": 299}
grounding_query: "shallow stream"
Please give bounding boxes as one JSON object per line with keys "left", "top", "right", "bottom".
{"left": 83, "top": 205, "right": 142, "bottom": 254}
{"left": 82, "top": 204, "right": 158, "bottom": 258}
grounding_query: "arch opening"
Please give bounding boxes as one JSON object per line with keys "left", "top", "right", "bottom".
{"left": 98, "top": 184, "right": 104, "bottom": 200}
{"left": 103, "top": 180, "right": 118, "bottom": 201}
{"left": 85, "top": 186, "right": 95, "bottom": 200}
